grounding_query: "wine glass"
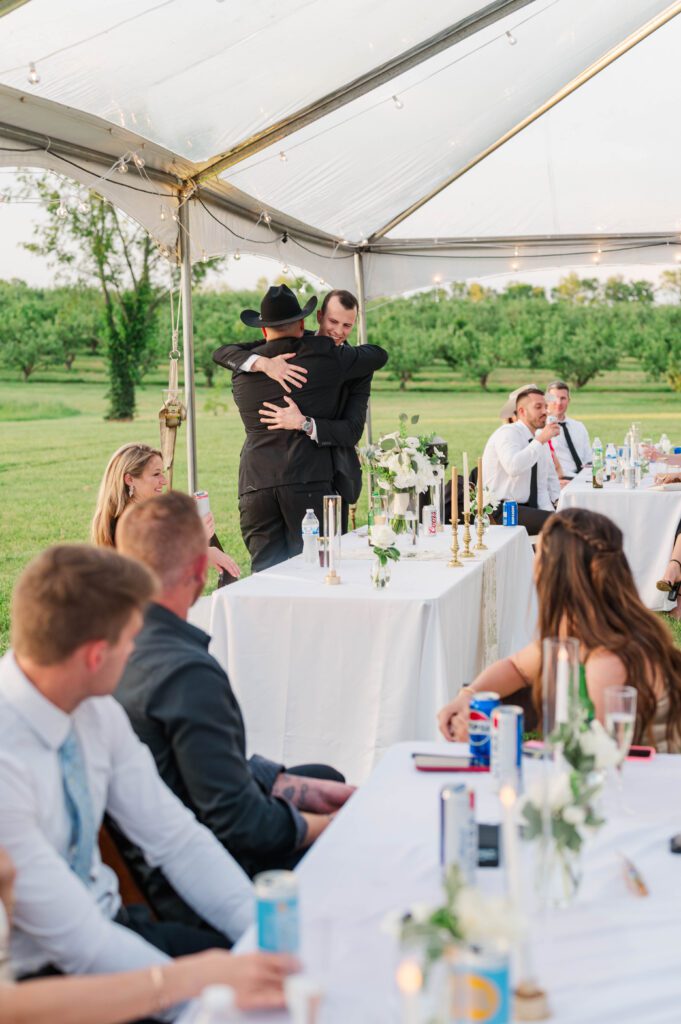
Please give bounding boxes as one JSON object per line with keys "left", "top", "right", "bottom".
{"left": 604, "top": 685, "right": 637, "bottom": 812}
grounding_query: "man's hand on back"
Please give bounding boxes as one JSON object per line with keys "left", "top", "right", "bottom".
{"left": 259, "top": 397, "right": 305, "bottom": 431}
{"left": 252, "top": 354, "right": 307, "bottom": 394}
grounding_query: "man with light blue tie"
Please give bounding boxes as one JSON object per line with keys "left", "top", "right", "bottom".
{"left": 0, "top": 544, "right": 292, "bottom": 1019}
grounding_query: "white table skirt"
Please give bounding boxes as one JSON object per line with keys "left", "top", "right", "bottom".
{"left": 199, "top": 526, "right": 535, "bottom": 784}
{"left": 228, "top": 742, "right": 681, "bottom": 1024}
{"left": 557, "top": 470, "right": 681, "bottom": 610}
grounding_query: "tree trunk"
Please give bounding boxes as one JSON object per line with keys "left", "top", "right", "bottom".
{"left": 22, "top": 365, "right": 33, "bottom": 382}
{"left": 105, "top": 324, "right": 137, "bottom": 419}
{"left": 64, "top": 353, "right": 75, "bottom": 370}
{"left": 479, "top": 372, "right": 489, "bottom": 389}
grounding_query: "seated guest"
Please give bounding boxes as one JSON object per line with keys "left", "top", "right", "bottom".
{"left": 483, "top": 384, "right": 561, "bottom": 533}
{"left": 0, "top": 545, "right": 263, "bottom": 991}
{"left": 115, "top": 492, "right": 353, "bottom": 891}
{"left": 438, "top": 508, "right": 681, "bottom": 752}
{"left": 91, "top": 442, "right": 240, "bottom": 579}
{"left": 0, "top": 847, "right": 293, "bottom": 1023}
{"left": 545, "top": 379, "right": 591, "bottom": 481}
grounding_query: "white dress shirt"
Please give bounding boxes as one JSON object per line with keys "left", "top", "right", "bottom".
{"left": 483, "top": 420, "right": 560, "bottom": 511}
{"left": 0, "top": 652, "right": 253, "bottom": 980}
{"left": 550, "top": 416, "right": 591, "bottom": 477}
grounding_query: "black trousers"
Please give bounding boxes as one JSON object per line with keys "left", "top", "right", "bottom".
{"left": 240, "top": 480, "right": 334, "bottom": 572}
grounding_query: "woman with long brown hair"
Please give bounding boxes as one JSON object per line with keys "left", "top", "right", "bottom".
{"left": 438, "top": 507, "right": 681, "bottom": 752}
{"left": 91, "top": 442, "right": 240, "bottom": 578}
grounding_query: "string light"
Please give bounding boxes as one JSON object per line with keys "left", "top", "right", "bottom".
{"left": 392, "top": 94, "right": 404, "bottom": 110}
{"left": 56, "top": 199, "right": 68, "bottom": 219}
{"left": 201, "top": 249, "right": 209, "bottom": 263}
{"left": 433, "top": 273, "right": 443, "bottom": 285}
{"left": 514, "top": 246, "right": 519, "bottom": 257}
{"left": 27, "top": 62, "right": 40, "bottom": 85}
{"left": 77, "top": 195, "right": 89, "bottom": 213}
{"left": 160, "top": 206, "right": 166, "bottom": 221}
{"left": 172, "top": 212, "right": 178, "bottom": 222}
{"left": 282, "top": 265, "right": 290, "bottom": 274}
{"left": 234, "top": 249, "right": 241, "bottom": 261}
{"left": 279, "top": 151, "right": 288, "bottom": 163}
{"left": 510, "top": 259, "right": 520, "bottom": 271}
{"left": 262, "top": 211, "right": 272, "bottom": 225}
{"left": 506, "top": 31, "right": 517, "bottom": 45}
{"left": 132, "top": 152, "right": 145, "bottom": 169}
{"left": 117, "top": 158, "right": 129, "bottom": 174}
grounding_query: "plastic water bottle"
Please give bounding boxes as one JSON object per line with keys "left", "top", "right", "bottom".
{"left": 301, "top": 509, "right": 319, "bottom": 564}
{"left": 193, "top": 985, "right": 238, "bottom": 1022}
{"left": 605, "top": 443, "right": 617, "bottom": 482}
{"left": 592, "top": 438, "right": 604, "bottom": 489}
{"left": 660, "top": 433, "right": 672, "bottom": 456}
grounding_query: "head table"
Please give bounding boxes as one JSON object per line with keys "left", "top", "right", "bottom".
{"left": 221, "top": 741, "right": 681, "bottom": 1024}
{"left": 194, "top": 525, "right": 535, "bottom": 784}
{"left": 557, "top": 468, "right": 681, "bottom": 610}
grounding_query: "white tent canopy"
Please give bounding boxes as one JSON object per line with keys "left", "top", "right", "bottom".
{"left": 1, "top": 0, "right": 680, "bottom": 481}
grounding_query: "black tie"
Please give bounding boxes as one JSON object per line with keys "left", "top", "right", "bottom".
{"left": 527, "top": 437, "right": 538, "bottom": 508}
{"left": 560, "top": 421, "right": 582, "bottom": 473}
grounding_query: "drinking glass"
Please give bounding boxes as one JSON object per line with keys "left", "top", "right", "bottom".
{"left": 604, "top": 685, "right": 637, "bottom": 812}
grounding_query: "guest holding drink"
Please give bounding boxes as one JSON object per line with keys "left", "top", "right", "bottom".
{"left": 438, "top": 508, "right": 681, "bottom": 752}
{"left": 91, "top": 442, "right": 240, "bottom": 579}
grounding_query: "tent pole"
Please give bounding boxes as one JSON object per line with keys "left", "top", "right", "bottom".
{"left": 178, "top": 199, "right": 198, "bottom": 492}
{"left": 353, "top": 250, "right": 372, "bottom": 444}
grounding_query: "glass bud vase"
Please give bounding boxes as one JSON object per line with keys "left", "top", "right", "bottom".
{"left": 474, "top": 511, "right": 490, "bottom": 534}
{"left": 370, "top": 556, "right": 391, "bottom": 589}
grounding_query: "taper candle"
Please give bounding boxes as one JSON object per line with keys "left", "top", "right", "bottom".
{"left": 463, "top": 452, "right": 470, "bottom": 513}
{"left": 477, "top": 457, "right": 483, "bottom": 517}
{"left": 451, "top": 466, "right": 458, "bottom": 525}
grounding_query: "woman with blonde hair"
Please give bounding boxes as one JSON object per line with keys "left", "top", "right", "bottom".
{"left": 91, "top": 442, "right": 240, "bottom": 578}
{"left": 438, "top": 507, "right": 681, "bottom": 752}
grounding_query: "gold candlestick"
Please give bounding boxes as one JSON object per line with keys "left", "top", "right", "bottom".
{"left": 448, "top": 465, "right": 462, "bottom": 567}
{"left": 462, "top": 511, "right": 475, "bottom": 558}
{"left": 474, "top": 513, "right": 488, "bottom": 551}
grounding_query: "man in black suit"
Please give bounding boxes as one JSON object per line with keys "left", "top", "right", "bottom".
{"left": 213, "top": 285, "right": 387, "bottom": 570}
{"left": 116, "top": 492, "right": 355, "bottom": 907}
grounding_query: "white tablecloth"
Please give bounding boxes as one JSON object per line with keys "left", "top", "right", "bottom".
{"left": 200, "top": 526, "right": 535, "bottom": 784}
{"left": 557, "top": 470, "right": 681, "bottom": 609}
{"left": 230, "top": 742, "right": 681, "bottom": 1024}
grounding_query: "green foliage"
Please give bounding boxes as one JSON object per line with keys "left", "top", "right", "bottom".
{"left": 0, "top": 281, "right": 61, "bottom": 380}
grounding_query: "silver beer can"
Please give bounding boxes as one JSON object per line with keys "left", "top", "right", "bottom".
{"left": 440, "top": 783, "right": 477, "bottom": 885}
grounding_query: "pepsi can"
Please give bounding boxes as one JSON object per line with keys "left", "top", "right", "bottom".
{"left": 193, "top": 489, "right": 211, "bottom": 517}
{"left": 440, "top": 783, "right": 477, "bottom": 884}
{"left": 469, "top": 692, "right": 500, "bottom": 766}
{"left": 502, "top": 500, "right": 518, "bottom": 527}
{"left": 254, "top": 870, "right": 299, "bottom": 953}
{"left": 491, "top": 706, "right": 523, "bottom": 791}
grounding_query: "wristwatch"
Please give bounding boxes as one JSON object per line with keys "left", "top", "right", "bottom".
{"left": 301, "top": 417, "right": 314, "bottom": 436}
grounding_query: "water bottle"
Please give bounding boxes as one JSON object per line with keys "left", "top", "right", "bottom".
{"left": 301, "top": 508, "right": 319, "bottom": 564}
{"left": 660, "top": 433, "right": 672, "bottom": 456}
{"left": 605, "top": 443, "right": 617, "bottom": 483}
{"left": 592, "top": 438, "right": 603, "bottom": 489}
{"left": 193, "top": 985, "right": 238, "bottom": 1022}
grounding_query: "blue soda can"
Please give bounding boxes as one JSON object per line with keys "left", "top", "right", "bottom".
{"left": 468, "top": 692, "right": 500, "bottom": 766}
{"left": 450, "top": 948, "right": 511, "bottom": 1024}
{"left": 502, "top": 500, "right": 518, "bottom": 526}
{"left": 254, "top": 870, "right": 299, "bottom": 953}
{"left": 491, "top": 706, "right": 523, "bottom": 791}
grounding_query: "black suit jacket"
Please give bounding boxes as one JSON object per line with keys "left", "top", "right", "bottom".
{"left": 115, "top": 604, "right": 303, "bottom": 880}
{"left": 213, "top": 334, "right": 386, "bottom": 497}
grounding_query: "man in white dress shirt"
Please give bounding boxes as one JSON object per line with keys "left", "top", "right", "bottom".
{"left": 483, "top": 385, "right": 561, "bottom": 532}
{"left": 0, "top": 544, "right": 279, "bottom": 1006}
{"left": 546, "top": 379, "right": 592, "bottom": 481}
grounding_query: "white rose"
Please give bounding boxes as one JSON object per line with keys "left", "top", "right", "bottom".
{"left": 582, "top": 720, "right": 620, "bottom": 771}
{"left": 372, "top": 524, "right": 397, "bottom": 548}
{"left": 548, "top": 772, "right": 573, "bottom": 810}
{"left": 562, "top": 804, "right": 586, "bottom": 826}
{"left": 405, "top": 436, "right": 420, "bottom": 448}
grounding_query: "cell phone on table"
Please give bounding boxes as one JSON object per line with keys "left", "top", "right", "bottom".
{"left": 412, "top": 752, "right": 489, "bottom": 772}
{"left": 627, "top": 745, "right": 655, "bottom": 760}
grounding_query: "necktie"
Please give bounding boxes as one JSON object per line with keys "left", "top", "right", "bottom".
{"left": 58, "top": 728, "right": 96, "bottom": 885}
{"left": 527, "top": 437, "right": 538, "bottom": 508}
{"left": 560, "top": 421, "right": 582, "bottom": 473}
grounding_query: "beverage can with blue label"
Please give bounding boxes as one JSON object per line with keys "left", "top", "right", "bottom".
{"left": 449, "top": 948, "right": 510, "bottom": 1024}
{"left": 502, "top": 500, "right": 518, "bottom": 526}
{"left": 469, "top": 692, "right": 500, "bottom": 766}
{"left": 254, "top": 870, "right": 299, "bottom": 953}
{"left": 491, "top": 705, "right": 523, "bottom": 791}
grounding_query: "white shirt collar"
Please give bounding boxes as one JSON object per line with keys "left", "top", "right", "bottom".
{"left": 0, "top": 651, "right": 71, "bottom": 750}
{"left": 512, "top": 420, "right": 534, "bottom": 441}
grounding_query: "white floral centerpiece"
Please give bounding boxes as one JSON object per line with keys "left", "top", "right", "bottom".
{"left": 520, "top": 717, "right": 619, "bottom": 904}
{"left": 370, "top": 523, "right": 400, "bottom": 589}
{"left": 358, "top": 413, "right": 447, "bottom": 535}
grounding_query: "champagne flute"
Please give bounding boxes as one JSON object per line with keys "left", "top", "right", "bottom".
{"left": 604, "top": 685, "right": 637, "bottom": 813}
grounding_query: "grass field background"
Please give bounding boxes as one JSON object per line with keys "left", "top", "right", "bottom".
{"left": 2, "top": 355, "right": 681, "bottom": 652}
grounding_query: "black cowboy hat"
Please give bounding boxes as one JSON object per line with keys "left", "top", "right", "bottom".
{"left": 240, "top": 285, "right": 317, "bottom": 328}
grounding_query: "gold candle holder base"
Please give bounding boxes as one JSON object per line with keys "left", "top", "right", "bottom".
{"left": 448, "top": 523, "right": 462, "bottom": 567}
{"left": 461, "top": 513, "right": 475, "bottom": 558}
{"left": 474, "top": 514, "right": 488, "bottom": 551}
{"left": 325, "top": 569, "right": 341, "bottom": 586}
{"left": 514, "top": 982, "right": 551, "bottom": 1020}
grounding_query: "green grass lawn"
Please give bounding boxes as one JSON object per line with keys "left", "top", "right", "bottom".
{"left": 2, "top": 358, "right": 681, "bottom": 652}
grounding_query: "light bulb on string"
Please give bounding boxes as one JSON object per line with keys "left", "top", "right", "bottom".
{"left": 117, "top": 158, "right": 129, "bottom": 174}
{"left": 57, "top": 199, "right": 68, "bottom": 219}
{"left": 27, "top": 62, "right": 40, "bottom": 85}
{"left": 132, "top": 152, "right": 145, "bottom": 169}
{"left": 279, "top": 151, "right": 288, "bottom": 163}
{"left": 675, "top": 252, "right": 681, "bottom": 264}
{"left": 510, "top": 259, "right": 520, "bottom": 271}
{"left": 160, "top": 206, "right": 167, "bottom": 221}
{"left": 261, "top": 211, "right": 272, "bottom": 226}
{"left": 234, "top": 249, "right": 241, "bottom": 261}
{"left": 506, "top": 31, "right": 517, "bottom": 46}
{"left": 77, "top": 195, "right": 89, "bottom": 214}
{"left": 201, "top": 249, "right": 209, "bottom": 264}
{"left": 172, "top": 212, "right": 178, "bottom": 222}
{"left": 392, "top": 94, "right": 404, "bottom": 110}
{"left": 282, "top": 265, "right": 290, "bottom": 274}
